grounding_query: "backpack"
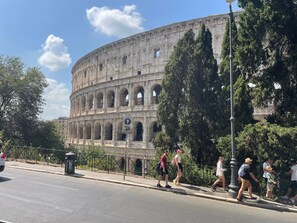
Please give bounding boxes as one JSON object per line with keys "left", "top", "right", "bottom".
{"left": 156, "top": 162, "right": 161, "bottom": 172}
{"left": 238, "top": 164, "right": 246, "bottom": 177}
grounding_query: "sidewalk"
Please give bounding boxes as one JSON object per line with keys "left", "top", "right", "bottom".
{"left": 5, "top": 160, "right": 297, "bottom": 213}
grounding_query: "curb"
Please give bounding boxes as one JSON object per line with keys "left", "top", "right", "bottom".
{"left": 9, "top": 165, "right": 297, "bottom": 213}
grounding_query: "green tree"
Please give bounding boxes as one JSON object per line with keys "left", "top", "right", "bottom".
{"left": 156, "top": 29, "right": 195, "bottom": 146}
{"left": 30, "top": 121, "right": 65, "bottom": 150}
{"left": 180, "top": 25, "right": 220, "bottom": 165}
{"left": 237, "top": 0, "right": 297, "bottom": 126}
{"left": 217, "top": 122, "right": 297, "bottom": 177}
{"left": 0, "top": 55, "right": 48, "bottom": 145}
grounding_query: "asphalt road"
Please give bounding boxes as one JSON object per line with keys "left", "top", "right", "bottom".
{"left": 0, "top": 168, "right": 296, "bottom": 223}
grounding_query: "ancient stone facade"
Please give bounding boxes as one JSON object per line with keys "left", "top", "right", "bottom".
{"left": 68, "top": 13, "right": 234, "bottom": 159}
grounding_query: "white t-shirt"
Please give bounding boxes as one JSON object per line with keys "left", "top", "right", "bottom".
{"left": 291, "top": 164, "right": 297, "bottom": 181}
{"left": 263, "top": 161, "right": 271, "bottom": 178}
{"left": 216, "top": 160, "right": 226, "bottom": 177}
{"left": 174, "top": 154, "right": 181, "bottom": 163}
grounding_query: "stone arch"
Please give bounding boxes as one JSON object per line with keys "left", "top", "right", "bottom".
{"left": 135, "top": 159, "right": 142, "bottom": 175}
{"left": 107, "top": 90, "right": 115, "bottom": 108}
{"left": 134, "top": 86, "right": 144, "bottom": 105}
{"left": 79, "top": 123, "right": 83, "bottom": 139}
{"left": 119, "top": 88, "right": 129, "bottom": 106}
{"left": 151, "top": 84, "right": 162, "bottom": 105}
{"left": 86, "top": 123, "right": 91, "bottom": 139}
{"left": 134, "top": 122, "right": 143, "bottom": 141}
{"left": 120, "top": 157, "right": 125, "bottom": 171}
{"left": 105, "top": 122, "right": 113, "bottom": 140}
{"left": 74, "top": 123, "right": 77, "bottom": 138}
{"left": 96, "top": 92, "right": 103, "bottom": 109}
{"left": 82, "top": 96, "right": 86, "bottom": 111}
{"left": 150, "top": 121, "right": 162, "bottom": 142}
{"left": 76, "top": 97, "right": 80, "bottom": 113}
{"left": 94, "top": 122, "right": 101, "bottom": 140}
{"left": 88, "top": 94, "right": 94, "bottom": 110}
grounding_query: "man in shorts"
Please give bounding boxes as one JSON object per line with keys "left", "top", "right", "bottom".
{"left": 282, "top": 160, "right": 297, "bottom": 204}
{"left": 236, "top": 158, "right": 259, "bottom": 201}
{"left": 157, "top": 150, "right": 171, "bottom": 188}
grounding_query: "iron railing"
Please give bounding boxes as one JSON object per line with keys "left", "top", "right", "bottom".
{"left": 3, "top": 146, "right": 216, "bottom": 186}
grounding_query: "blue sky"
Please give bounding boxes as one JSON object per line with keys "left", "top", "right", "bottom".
{"left": 0, "top": 0, "right": 240, "bottom": 120}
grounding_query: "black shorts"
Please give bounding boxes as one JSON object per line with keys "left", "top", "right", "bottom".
{"left": 176, "top": 163, "right": 183, "bottom": 172}
{"left": 159, "top": 167, "right": 169, "bottom": 176}
{"left": 289, "top": 181, "right": 297, "bottom": 192}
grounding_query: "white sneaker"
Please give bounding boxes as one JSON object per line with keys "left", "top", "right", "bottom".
{"left": 290, "top": 198, "right": 295, "bottom": 204}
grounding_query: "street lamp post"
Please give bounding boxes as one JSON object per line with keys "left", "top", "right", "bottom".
{"left": 226, "top": 0, "right": 238, "bottom": 198}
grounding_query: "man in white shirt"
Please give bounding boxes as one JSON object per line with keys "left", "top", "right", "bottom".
{"left": 282, "top": 160, "right": 297, "bottom": 204}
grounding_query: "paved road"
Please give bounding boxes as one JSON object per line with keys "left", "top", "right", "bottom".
{"left": 0, "top": 168, "right": 296, "bottom": 223}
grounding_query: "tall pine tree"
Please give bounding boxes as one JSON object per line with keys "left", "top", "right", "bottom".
{"left": 157, "top": 29, "right": 195, "bottom": 146}
{"left": 237, "top": 0, "right": 297, "bottom": 126}
{"left": 180, "top": 25, "right": 220, "bottom": 165}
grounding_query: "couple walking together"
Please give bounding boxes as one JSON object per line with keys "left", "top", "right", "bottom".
{"left": 157, "top": 149, "right": 183, "bottom": 188}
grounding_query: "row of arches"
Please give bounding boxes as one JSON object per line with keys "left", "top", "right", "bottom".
{"left": 70, "top": 84, "right": 162, "bottom": 116}
{"left": 68, "top": 120, "right": 162, "bottom": 143}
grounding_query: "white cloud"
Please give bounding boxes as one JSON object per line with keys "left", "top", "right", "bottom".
{"left": 40, "top": 78, "right": 70, "bottom": 120}
{"left": 38, "top": 34, "right": 72, "bottom": 72}
{"left": 86, "top": 4, "right": 144, "bottom": 38}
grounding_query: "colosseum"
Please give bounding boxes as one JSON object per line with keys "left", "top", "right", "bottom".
{"left": 68, "top": 12, "right": 237, "bottom": 160}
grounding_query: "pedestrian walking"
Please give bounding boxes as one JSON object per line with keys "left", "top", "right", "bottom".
{"left": 210, "top": 157, "right": 227, "bottom": 192}
{"left": 157, "top": 150, "right": 171, "bottom": 188}
{"left": 266, "top": 166, "right": 277, "bottom": 199}
{"left": 236, "top": 158, "right": 259, "bottom": 201}
{"left": 263, "top": 158, "right": 277, "bottom": 198}
{"left": 281, "top": 159, "right": 297, "bottom": 204}
{"left": 172, "top": 149, "right": 183, "bottom": 186}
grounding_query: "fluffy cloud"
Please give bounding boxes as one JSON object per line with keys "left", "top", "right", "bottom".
{"left": 40, "top": 78, "right": 70, "bottom": 120}
{"left": 38, "top": 34, "right": 72, "bottom": 72}
{"left": 86, "top": 4, "right": 144, "bottom": 38}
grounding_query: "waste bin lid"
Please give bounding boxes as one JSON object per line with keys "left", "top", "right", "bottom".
{"left": 65, "top": 152, "right": 76, "bottom": 156}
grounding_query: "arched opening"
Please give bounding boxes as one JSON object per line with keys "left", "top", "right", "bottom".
{"left": 134, "top": 122, "right": 143, "bottom": 141}
{"left": 152, "top": 84, "right": 162, "bottom": 104}
{"left": 105, "top": 123, "right": 113, "bottom": 140}
{"left": 107, "top": 90, "right": 115, "bottom": 108}
{"left": 88, "top": 94, "right": 94, "bottom": 110}
{"left": 134, "top": 86, "right": 144, "bottom": 105}
{"left": 94, "top": 123, "right": 101, "bottom": 140}
{"left": 79, "top": 124, "right": 83, "bottom": 139}
{"left": 76, "top": 97, "right": 80, "bottom": 113}
{"left": 86, "top": 123, "right": 91, "bottom": 139}
{"left": 120, "top": 157, "right": 125, "bottom": 171}
{"left": 96, "top": 92, "right": 103, "bottom": 109}
{"left": 135, "top": 159, "right": 142, "bottom": 176}
{"left": 82, "top": 96, "right": 86, "bottom": 111}
{"left": 119, "top": 88, "right": 129, "bottom": 106}
{"left": 74, "top": 124, "right": 77, "bottom": 138}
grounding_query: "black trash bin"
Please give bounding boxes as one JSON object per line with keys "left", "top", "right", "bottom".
{"left": 65, "top": 152, "right": 76, "bottom": 174}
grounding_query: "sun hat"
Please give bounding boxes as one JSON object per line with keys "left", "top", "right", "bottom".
{"left": 245, "top": 158, "right": 252, "bottom": 163}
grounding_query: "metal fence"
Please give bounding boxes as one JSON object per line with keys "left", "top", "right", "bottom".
{"left": 3, "top": 146, "right": 217, "bottom": 186}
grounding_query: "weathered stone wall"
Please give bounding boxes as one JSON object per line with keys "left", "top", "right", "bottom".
{"left": 68, "top": 13, "right": 235, "bottom": 159}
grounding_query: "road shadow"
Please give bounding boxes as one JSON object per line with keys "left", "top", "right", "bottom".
{"left": 0, "top": 176, "right": 11, "bottom": 183}
{"left": 182, "top": 185, "right": 208, "bottom": 193}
